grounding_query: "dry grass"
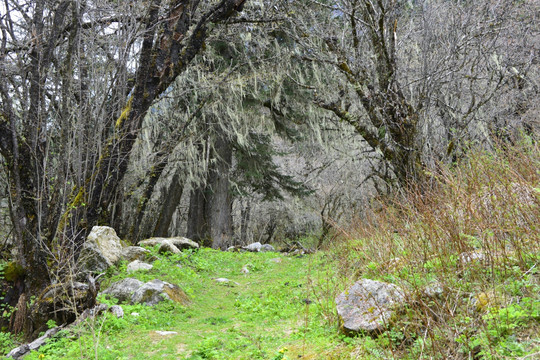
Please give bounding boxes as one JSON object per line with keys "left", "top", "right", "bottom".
{"left": 324, "top": 139, "right": 540, "bottom": 359}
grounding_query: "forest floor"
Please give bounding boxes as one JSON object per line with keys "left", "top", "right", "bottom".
{"left": 4, "top": 142, "right": 540, "bottom": 359}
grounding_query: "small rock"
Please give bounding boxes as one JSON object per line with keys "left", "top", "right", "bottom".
{"left": 459, "top": 251, "right": 485, "bottom": 265}
{"left": 109, "top": 305, "right": 124, "bottom": 318}
{"left": 270, "top": 258, "right": 282, "bottom": 263}
{"left": 91, "top": 303, "right": 110, "bottom": 316}
{"left": 155, "top": 331, "right": 178, "bottom": 336}
{"left": 241, "top": 265, "right": 250, "bottom": 274}
{"left": 131, "top": 312, "right": 140, "bottom": 317}
{"left": 336, "top": 279, "right": 405, "bottom": 334}
{"left": 213, "top": 278, "right": 240, "bottom": 286}
{"left": 101, "top": 278, "right": 144, "bottom": 304}
{"left": 423, "top": 282, "right": 444, "bottom": 298}
{"left": 261, "top": 244, "right": 275, "bottom": 252}
{"left": 226, "top": 245, "right": 243, "bottom": 252}
{"left": 244, "top": 242, "right": 262, "bottom": 252}
{"left": 127, "top": 260, "right": 153, "bottom": 272}
{"left": 158, "top": 240, "right": 181, "bottom": 255}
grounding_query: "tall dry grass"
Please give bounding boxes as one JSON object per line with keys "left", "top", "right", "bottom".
{"left": 324, "top": 139, "right": 540, "bottom": 359}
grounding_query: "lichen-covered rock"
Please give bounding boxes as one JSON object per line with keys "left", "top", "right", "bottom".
{"left": 127, "top": 260, "right": 153, "bottom": 272}
{"left": 77, "top": 226, "right": 124, "bottom": 274}
{"left": 139, "top": 237, "right": 199, "bottom": 251}
{"left": 101, "top": 278, "right": 144, "bottom": 304}
{"left": 130, "top": 279, "right": 190, "bottom": 306}
{"left": 336, "top": 279, "right": 405, "bottom": 334}
{"left": 158, "top": 240, "right": 181, "bottom": 255}
{"left": 121, "top": 246, "right": 153, "bottom": 262}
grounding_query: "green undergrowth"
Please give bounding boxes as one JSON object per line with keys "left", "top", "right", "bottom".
{"left": 21, "top": 249, "right": 356, "bottom": 360}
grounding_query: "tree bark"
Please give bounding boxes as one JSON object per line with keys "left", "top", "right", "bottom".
{"left": 206, "top": 135, "right": 233, "bottom": 249}
{"left": 186, "top": 133, "right": 233, "bottom": 249}
{"left": 153, "top": 170, "right": 184, "bottom": 237}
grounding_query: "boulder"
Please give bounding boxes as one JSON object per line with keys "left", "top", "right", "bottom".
{"left": 336, "top": 279, "right": 405, "bottom": 334}
{"left": 121, "top": 246, "right": 153, "bottom": 262}
{"left": 158, "top": 240, "right": 181, "bottom": 255}
{"left": 139, "top": 237, "right": 199, "bottom": 251}
{"left": 101, "top": 278, "right": 144, "bottom": 304}
{"left": 127, "top": 260, "right": 153, "bottom": 272}
{"left": 131, "top": 279, "right": 190, "bottom": 306}
{"left": 77, "top": 226, "right": 124, "bottom": 274}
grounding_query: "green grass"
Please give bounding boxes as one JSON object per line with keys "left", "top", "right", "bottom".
{"left": 21, "top": 249, "right": 355, "bottom": 360}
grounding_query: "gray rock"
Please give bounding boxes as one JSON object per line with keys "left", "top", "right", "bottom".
{"left": 121, "top": 246, "right": 153, "bottom": 262}
{"left": 244, "top": 242, "right": 263, "bottom": 252}
{"left": 77, "top": 226, "right": 124, "bottom": 274}
{"left": 109, "top": 305, "right": 124, "bottom": 318}
{"left": 158, "top": 240, "right": 181, "bottom": 255}
{"left": 336, "top": 279, "right": 405, "bottom": 334}
{"left": 139, "top": 237, "right": 199, "bottom": 250}
{"left": 131, "top": 279, "right": 190, "bottom": 306}
{"left": 261, "top": 244, "right": 275, "bottom": 252}
{"left": 127, "top": 260, "right": 153, "bottom": 272}
{"left": 213, "top": 278, "right": 240, "bottom": 286}
{"left": 459, "top": 251, "right": 485, "bottom": 265}
{"left": 101, "top": 278, "right": 144, "bottom": 304}
{"left": 424, "top": 282, "right": 444, "bottom": 298}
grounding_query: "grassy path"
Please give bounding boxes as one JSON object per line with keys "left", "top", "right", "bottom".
{"left": 27, "top": 249, "right": 346, "bottom": 360}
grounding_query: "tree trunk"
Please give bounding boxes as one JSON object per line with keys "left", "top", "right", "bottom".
{"left": 206, "top": 135, "right": 233, "bottom": 249}
{"left": 186, "top": 134, "right": 233, "bottom": 249}
{"left": 187, "top": 186, "right": 210, "bottom": 246}
{"left": 153, "top": 170, "right": 184, "bottom": 237}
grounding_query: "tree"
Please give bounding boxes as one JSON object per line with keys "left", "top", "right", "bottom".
{"left": 0, "top": 0, "right": 249, "bottom": 325}
{"left": 284, "top": 0, "right": 537, "bottom": 186}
